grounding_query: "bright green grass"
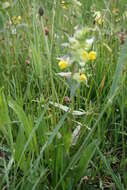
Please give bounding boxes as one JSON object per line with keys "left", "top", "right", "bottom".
{"left": 0, "top": 0, "right": 127, "bottom": 189}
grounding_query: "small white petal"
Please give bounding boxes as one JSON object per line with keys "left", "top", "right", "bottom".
{"left": 57, "top": 72, "right": 72, "bottom": 78}
{"left": 71, "top": 125, "right": 82, "bottom": 146}
{"left": 86, "top": 37, "right": 94, "bottom": 46}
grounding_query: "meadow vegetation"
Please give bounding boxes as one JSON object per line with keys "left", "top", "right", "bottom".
{"left": 0, "top": 0, "right": 127, "bottom": 189}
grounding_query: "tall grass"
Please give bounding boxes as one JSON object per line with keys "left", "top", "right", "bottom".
{"left": 0, "top": 0, "right": 127, "bottom": 189}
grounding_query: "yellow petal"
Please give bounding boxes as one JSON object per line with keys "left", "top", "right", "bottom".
{"left": 80, "top": 74, "right": 87, "bottom": 82}
{"left": 88, "top": 51, "right": 96, "bottom": 61}
{"left": 58, "top": 60, "right": 68, "bottom": 70}
{"left": 82, "top": 50, "right": 88, "bottom": 62}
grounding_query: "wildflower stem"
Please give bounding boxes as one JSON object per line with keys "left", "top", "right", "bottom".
{"left": 70, "top": 64, "right": 75, "bottom": 125}
{"left": 50, "top": 0, "right": 56, "bottom": 54}
{"left": 41, "top": 17, "right": 57, "bottom": 103}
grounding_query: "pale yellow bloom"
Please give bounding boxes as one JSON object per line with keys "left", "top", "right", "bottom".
{"left": 12, "top": 16, "right": 22, "bottom": 25}
{"left": 94, "top": 11, "right": 104, "bottom": 25}
{"left": 12, "top": 16, "right": 17, "bottom": 25}
{"left": 17, "top": 16, "right": 22, "bottom": 23}
{"left": 80, "top": 74, "right": 87, "bottom": 82}
{"left": 112, "top": 8, "right": 119, "bottom": 15}
{"left": 62, "top": 0, "right": 67, "bottom": 9}
{"left": 82, "top": 50, "right": 88, "bottom": 62}
{"left": 123, "top": 11, "right": 127, "bottom": 19}
{"left": 96, "top": 17, "right": 104, "bottom": 25}
{"left": 58, "top": 60, "right": 68, "bottom": 70}
{"left": 88, "top": 51, "right": 96, "bottom": 61}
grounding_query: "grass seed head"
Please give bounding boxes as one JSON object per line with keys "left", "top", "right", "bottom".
{"left": 38, "top": 5, "right": 44, "bottom": 16}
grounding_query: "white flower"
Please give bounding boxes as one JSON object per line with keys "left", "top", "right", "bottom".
{"left": 57, "top": 72, "right": 72, "bottom": 78}
{"left": 86, "top": 37, "right": 94, "bottom": 46}
{"left": 11, "top": 28, "right": 17, "bottom": 35}
{"left": 79, "top": 61, "right": 85, "bottom": 67}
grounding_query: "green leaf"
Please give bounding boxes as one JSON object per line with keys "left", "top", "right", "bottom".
{"left": 33, "top": 112, "right": 69, "bottom": 173}
{"left": 109, "top": 39, "right": 127, "bottom": 98}
{"left": 8, "top": 99, "right": 33, "bottom": 143}
{"left": 0, "top": 91, "right": 13, "bottom": 150}
{"left": 14, "top": 126, "right": 26, "bottom": 170}
{"left": 97, "top": 147, "right": 125, "bottom": 190}
{"left": 75, "top": 140, "right": 98, "bottom": 183}
{"left": 0, "top": 12, "right": 4, "bottom": 30}
{"left": 16, "top": 105, "right": 48, "bottom": 170}
{"left": 12, "top": 0, "right": 19, "bottom": 7}
{"left": 8, "top": 99, "right": 37, "bottom": 169}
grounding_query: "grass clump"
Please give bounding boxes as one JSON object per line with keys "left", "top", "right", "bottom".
{"left": 0, "top": 0, "right": 127, "bottom": 189}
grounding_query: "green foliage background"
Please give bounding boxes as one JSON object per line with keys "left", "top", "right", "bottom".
{"left": 0, "top": 0, "right": 127, "bottom": 189}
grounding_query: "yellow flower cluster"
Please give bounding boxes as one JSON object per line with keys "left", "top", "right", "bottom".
{"left": 94, "top": 11, "right": 104, "bottom": 25}
{"left": 12, "top": 16, "right": 22, "bottom": 25}
{"left": 58, "top": 60, "right": 68, "bottom": 70}
{"left": 58, "top": 26, "right": 97, "bottom": 85}
{"left": 82, "top": 50, "right": 96, "bottom": 61}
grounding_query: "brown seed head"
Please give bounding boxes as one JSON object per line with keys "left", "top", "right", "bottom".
{"left": 64, "top": 96, "right": 70, "bottom": 104}
{"left": 38, "top": 5, "right": 44, "bottom": 16}
{"left": 45, "top": 27, "right": 49, "bottom": 36}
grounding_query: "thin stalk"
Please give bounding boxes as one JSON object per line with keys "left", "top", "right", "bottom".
{"left": 41, "top": 9, "right": 58, "bottom": 103}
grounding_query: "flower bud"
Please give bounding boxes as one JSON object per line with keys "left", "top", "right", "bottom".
{"left": 45, "top": 27, "right": 49, "bottom": 36}
{"left": 38, "top": 5, "right": 44, "bottom": 16}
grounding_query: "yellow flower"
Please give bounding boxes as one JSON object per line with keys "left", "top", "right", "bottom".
{"left": 82, "top": 50, "right": 88, "bottom": 62}
{"left": 80, "top": 74, "right": 87, "bottom": 82}
{"left": 62, "top": 0, "right": 67, "bottom": 9}
{"left": 58, "top": 60, "right": 68, "bottom": 70}
{"left": 12, "top": 16, "right": 22, "bottom": 25}
{"left": 94, "top": 11, "right": 104, "bottom": 25}
{"left": 17, "top": 16, "right": 22, "bottom": 23}
{"left": 96, "top": 17, "right": 104, "bottom": 25}
{"left": 88, "top": 51, "right": 96, "bottom": 61}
